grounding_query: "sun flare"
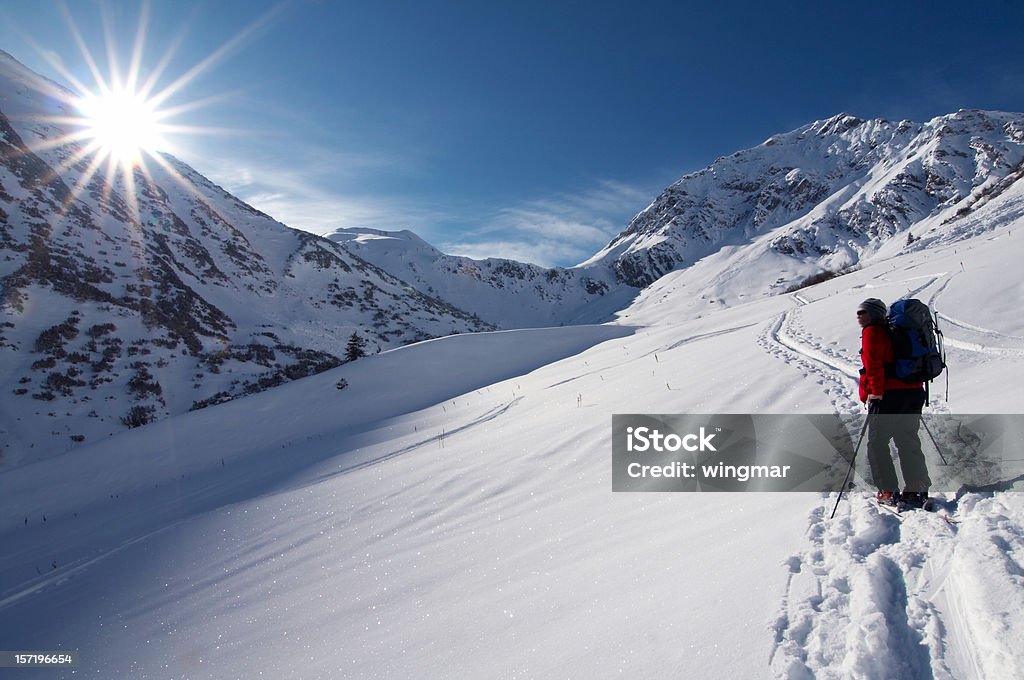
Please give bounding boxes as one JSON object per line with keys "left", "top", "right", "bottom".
{"left": 26, "top": 3, "right": 278, "bottom": 220}
{"left": 76, "top": 87, "right": 166, "bottom": 167}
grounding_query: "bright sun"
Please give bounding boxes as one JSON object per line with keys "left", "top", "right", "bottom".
{"left": 76, "top": 87, "right": 165, "bottom": 167}
{"left": 33, "top": 3, "right": 277, "bottom": 217}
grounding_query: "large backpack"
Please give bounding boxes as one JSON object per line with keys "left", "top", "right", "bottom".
{"left": 886, "top": 299, "right": 946, "bottom": 389}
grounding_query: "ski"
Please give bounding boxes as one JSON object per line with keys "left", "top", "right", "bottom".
{"left": 874, "top": 498, "right": 904, "bottom": 520}
{"left": 876, "top": 502, "right": 904, "bottom": 520}
{"left": 873, "top": 495, "right": 959, "bottom": 523}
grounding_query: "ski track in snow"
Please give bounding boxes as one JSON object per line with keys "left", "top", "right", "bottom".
{"left": 938, "top": 315, "right": 1024, "bottom": 341}
{"left": 927, "top": 273, "right": 1024, "bottom": 356}
{"left": 942, "top": 337, "right": 1024, "bottom": 358}
{"left": 663, "top": 323, "right": 761, "bottom": 352}
{"left": 285, "top": 397, "right": 524, "bottom": 492}
{"left": 0, "top": 520, "right": 186, "bottom": 612}
{"left": 903, "top": 275, "right": 942, "bottom": 301}
{"left": 541, "top": 323, "right": 758, "bottom": 390}
{"left": 758, "top": 306, "right": 861, "bottom": 415}
{"left": 771, "top": 493, "right": 1024, "bottom": 680}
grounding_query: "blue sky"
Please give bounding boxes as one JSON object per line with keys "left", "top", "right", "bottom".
{"left": 2, "top": 0, "right": 1023, "bottom": 267}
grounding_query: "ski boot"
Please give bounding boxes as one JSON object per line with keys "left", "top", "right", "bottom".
{"left": 900, "top": 491, "right": 931, "bottom": 511}
{"left": 875, "top": 490, "right": 899, "bottom": 507}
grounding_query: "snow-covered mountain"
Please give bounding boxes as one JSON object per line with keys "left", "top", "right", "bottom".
{"left": 0, "top": 50, "right": 491, "bottom": 465}
{"left": 582, "top": 110, "right": 1024, "bottom": 293}
{"left": 327, "top": 227, "right": 635, "bottom": 328}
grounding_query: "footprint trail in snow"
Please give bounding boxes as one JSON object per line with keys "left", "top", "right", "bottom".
{"left": 771, "top": 493, "right": 1024, "bottom": 680}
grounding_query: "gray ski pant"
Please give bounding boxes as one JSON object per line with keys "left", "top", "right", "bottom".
{"left": 867, "top": 387, "right": 930, "bottom": 493}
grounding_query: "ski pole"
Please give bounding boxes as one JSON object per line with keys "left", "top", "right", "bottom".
{"left": 830, "top": 401, "right": 876, "bottom": 519}
{"left": 920, "top": 417, "right": 949, "bottom": 466}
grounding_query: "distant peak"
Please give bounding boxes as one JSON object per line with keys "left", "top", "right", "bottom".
{"left": 813, "top": 113, "right": 866, "bottom": 136}
{"left": 0, "top": 49, "right": 76, "bottom": 98}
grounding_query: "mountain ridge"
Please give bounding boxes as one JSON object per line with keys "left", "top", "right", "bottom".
{"left": 581, "top": 109, "right": 1024, "bottom": 288}
{"left": 0, "top": 53, "right": 493, "bottom": 465}
{"left": 326, "top": 226, "right": 632, "bottom": 328}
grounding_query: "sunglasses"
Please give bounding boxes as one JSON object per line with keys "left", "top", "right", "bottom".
{"left": 856, "top": 310, "right": 869, "bottom": 316}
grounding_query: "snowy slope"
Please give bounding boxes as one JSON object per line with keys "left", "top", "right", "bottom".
{"left": 2, "top": 189, "right": 1022, "bottom": 678}
{"left": 327, "top": 227, "right": 636, "bottom": 328}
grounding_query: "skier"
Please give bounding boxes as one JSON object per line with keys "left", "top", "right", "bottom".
{"left": 857, "top": 298, "right": 930, "bottom": 507}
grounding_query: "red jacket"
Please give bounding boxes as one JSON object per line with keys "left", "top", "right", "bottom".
{"left": 859, "top": 324, "right": 922, "bottom": 402}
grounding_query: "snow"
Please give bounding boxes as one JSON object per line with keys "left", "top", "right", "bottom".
{"left": 3, "top": 195, "right": 1024, "bottom": 678}
{"left": 773, "top": 495, "right": 1024, "bottom": 680}
{"left": 326, "top": 226, "right": 635, "bottom": 329}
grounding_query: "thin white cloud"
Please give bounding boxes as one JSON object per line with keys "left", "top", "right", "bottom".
{"left": 497, "top": 208, "right": 611, "bottom": 244}
{"left": 447, "top": 180, "right": 655, "bottom": 267}
{"left": 188, "top": 153, "right": 449, "bottom": 236}
{"left": 445, "top": 239, "right": 592, "bottom": 269}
